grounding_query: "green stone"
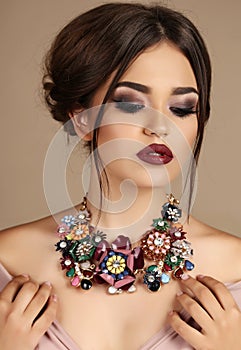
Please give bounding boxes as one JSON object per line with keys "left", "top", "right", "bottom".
{"left": 147, "top": 265, "right": 158, "bottom": 272}
{"left": 66, "top": 267, "right": 75, "bottom": 277}
{"left": 69, "top": 241, "right": 79, "bottom": 260}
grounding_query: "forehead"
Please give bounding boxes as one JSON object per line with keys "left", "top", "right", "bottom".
{"left": 92, "top": 41, "right": 197, "bottom": 105}
{"left": 120, "top": 41, "right": 197, "bottom": 91}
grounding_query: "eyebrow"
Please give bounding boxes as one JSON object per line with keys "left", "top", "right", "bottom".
{"left": 171, "top": 87, "right": 199, "bottom": 96}
{"left": 115, "top": 81, "right": 199, "bottom": 96}
{"left": 115, "top": 81, "right": 150, "bottom": 94}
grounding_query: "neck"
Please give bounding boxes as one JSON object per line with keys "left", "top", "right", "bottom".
{"left": 86, "top": 179, "right": 168, "bottom": 243}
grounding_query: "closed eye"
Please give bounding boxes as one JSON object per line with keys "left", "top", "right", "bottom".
{"left": 169, "top": 106, "right": 198, "bottom": 118}
{"left": 113, "top": 100, "right": 145, "bottom": 114}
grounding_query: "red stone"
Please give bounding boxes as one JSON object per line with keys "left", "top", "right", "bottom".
{"left": 83, "top": 270, "right": 94, "bottom": 278}
{"left": 173, "top": 267, "right": 184, "bottom": 279}
{"left": 164, "top": 263, "right": 172, "bottom": 272}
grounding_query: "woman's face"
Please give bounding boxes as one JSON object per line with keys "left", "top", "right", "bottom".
{"left": 90, "top": 41, "right": 198, "bottom": 190}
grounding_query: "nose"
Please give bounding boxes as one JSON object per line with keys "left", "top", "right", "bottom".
{"left": 142, "top": 107, "right": 170, "bottom": 138}
{"left": 143, "top": 123, "right": 169, "bottom": 138}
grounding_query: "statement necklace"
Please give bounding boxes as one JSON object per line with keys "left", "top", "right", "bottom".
{"left": 55, "top": 194, "right": 194, "bottom": 294}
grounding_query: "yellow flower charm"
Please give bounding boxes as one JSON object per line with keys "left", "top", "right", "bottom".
{"left": 106, "top": 254, "right": 126, "bottom": 274}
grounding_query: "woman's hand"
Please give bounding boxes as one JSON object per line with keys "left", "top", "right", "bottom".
{"left": 168, "top": 275, "right": 241, "bottom": 350}
{"left": 0, "top": 274, "right": 58, "bottom": 350}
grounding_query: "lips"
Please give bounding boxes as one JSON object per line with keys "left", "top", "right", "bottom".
{"left": 137, "top": 143, "right": 173, "bottom": 165}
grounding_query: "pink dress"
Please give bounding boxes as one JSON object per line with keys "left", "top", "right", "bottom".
{"left": 0, "top": 263, "right": 241, "bottom": 350}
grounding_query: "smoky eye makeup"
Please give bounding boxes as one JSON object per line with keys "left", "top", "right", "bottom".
{"left": 168, "top": 95, "right": 199, "bottom": 118}
{"left": 110, "top": 86, "right": 149, "bottom": 114}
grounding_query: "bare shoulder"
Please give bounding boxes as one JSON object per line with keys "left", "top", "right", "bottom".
{"left": 188, "top": 217, "right": 241, "bottom": 283}
{"left": 0, "top": 215, "right": 58, "bottom": 279}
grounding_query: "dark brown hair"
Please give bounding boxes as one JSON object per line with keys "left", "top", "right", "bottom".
{"left": 43, "top": 2, "right": 211, "bottom": 206}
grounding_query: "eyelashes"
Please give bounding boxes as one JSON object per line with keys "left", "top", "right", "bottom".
{"left": 112, "top": 99, "right": 145, "bottom": 114}
{"left": 169, "top": 106, "right": 198, "bottom": 118}
{"left": 111, "top": 90, "right": 198, "bottom": 118}
{"left": 112, "top": 99, "right": 197, "bottom": 118}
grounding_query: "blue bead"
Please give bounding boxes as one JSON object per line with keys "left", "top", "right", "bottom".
{"left": 161, "top": 273, "right": 170, "bottom": 284}
{"left": 100, "top": 262, "right": 106, "bottom": 269}
{"left": 118, "top": 273, "right": 124, "bottom": 279}
{"left": 185, "top": 260, "right": 194, "bottom": 271}
{"left": 109, "top": 251, "right": 115, "bottom": 256}
{"left": 123, "top": 270, "right": 129, "bottom": 276}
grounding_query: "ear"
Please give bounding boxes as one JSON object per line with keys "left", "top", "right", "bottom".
{"left": 69, "top": 110, "right": 93, "bottom": 141}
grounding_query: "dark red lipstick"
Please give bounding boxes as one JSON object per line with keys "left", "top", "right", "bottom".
{"left": 137, "top": 143, "right": 173, "bottom": 165}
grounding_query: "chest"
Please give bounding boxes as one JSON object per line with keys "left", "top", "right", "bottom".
{"left": 54, "top": 278, "right": 181, "bottom": 350}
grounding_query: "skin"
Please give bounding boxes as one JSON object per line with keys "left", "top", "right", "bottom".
{"left": 0, "top": 42, "right": 241, "bottom": 350}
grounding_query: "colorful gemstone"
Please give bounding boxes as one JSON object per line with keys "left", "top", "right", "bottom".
{"left": 81, "top": 279, "right": 92, "bottom": 290}
{"left": 148, "top": 280, "right": 161, "bottom": 292}
{"left": 66, "top": 267, "right": 75, "bottom": 277}
{"left": 83, "top": 269, "right": 94, "bottom": 278}
{"left": 164, "top": 263, "right": 172, "bottom": 271}
{"left": 147, "top": 265, "right": 158, "bottom": 272}
{"left": 161, "top": 273, "right": 170, "bottom": 284}
{"left": 71, "top": 276, "right": 80, "bottom": 287}
{"left": 173, "top": 267, "right": 184, "bottom": 279}
{"left": 185, "top": 260, "right": 194, "bottom": 271}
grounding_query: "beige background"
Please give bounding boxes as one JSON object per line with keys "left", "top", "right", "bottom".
{"left": 0, "top": 0, "right": 240, "bottom": 236}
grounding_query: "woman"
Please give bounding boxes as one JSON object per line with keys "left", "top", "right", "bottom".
{"left": 0, "top": 3, "right": 241, "bottom": 349}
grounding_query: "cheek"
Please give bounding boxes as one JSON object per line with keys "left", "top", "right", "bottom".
{"left": 98, "top": 124, "right": 139, "bottom": 145}
{"left": 175, "top": 117, "right": 198, "bottom": 147}
{"left": 186, "top": 119, "right": 198, "bottom": 146}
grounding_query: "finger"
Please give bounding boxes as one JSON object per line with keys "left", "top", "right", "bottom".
{"left": 24, "top": 282, "right": 52, "bottom": 322}
{"left": 13, "top": 280, "right": 39, "bottom": 313}
{"left": 32, "top": 295, "right": 58, "bottom": 336}
{"left": 0, "top": 275, "right": 30, "bottom": 302}
{"left": 176, "top": 291, "right": 213, "bottom": 330}
{"left": 180, "top": 275, "right": 223, "bottom": 319}
{"left": 197, "top": 275, "right": 238, "bottom": 310}
{"left": 168, "top": 310, "right": 204, "bottom": 349}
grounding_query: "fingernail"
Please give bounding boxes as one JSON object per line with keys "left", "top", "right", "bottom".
{"left": 176, "top": 290, "right": 183, "bottom": 297}
{"left": 181, "top": 273, "right": 190, "bottom": 280}
{"left": 44, "top": 281, "right": 52, "bottom": 287}
{"left": 52, "top": 294, "right": 58, "bottom": 302}
{"left": 169, "top": 310, "right": 174, "bottom": 316}
{"left": 197, "top": 274, "right": 205, "bottom": 279}
{"left": 21, "top": 273, "right": 29, "bottom": 279}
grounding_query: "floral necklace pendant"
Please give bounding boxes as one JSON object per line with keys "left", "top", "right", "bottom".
{"left": 55, "top": 194, "right": 194, "bottom": 294}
